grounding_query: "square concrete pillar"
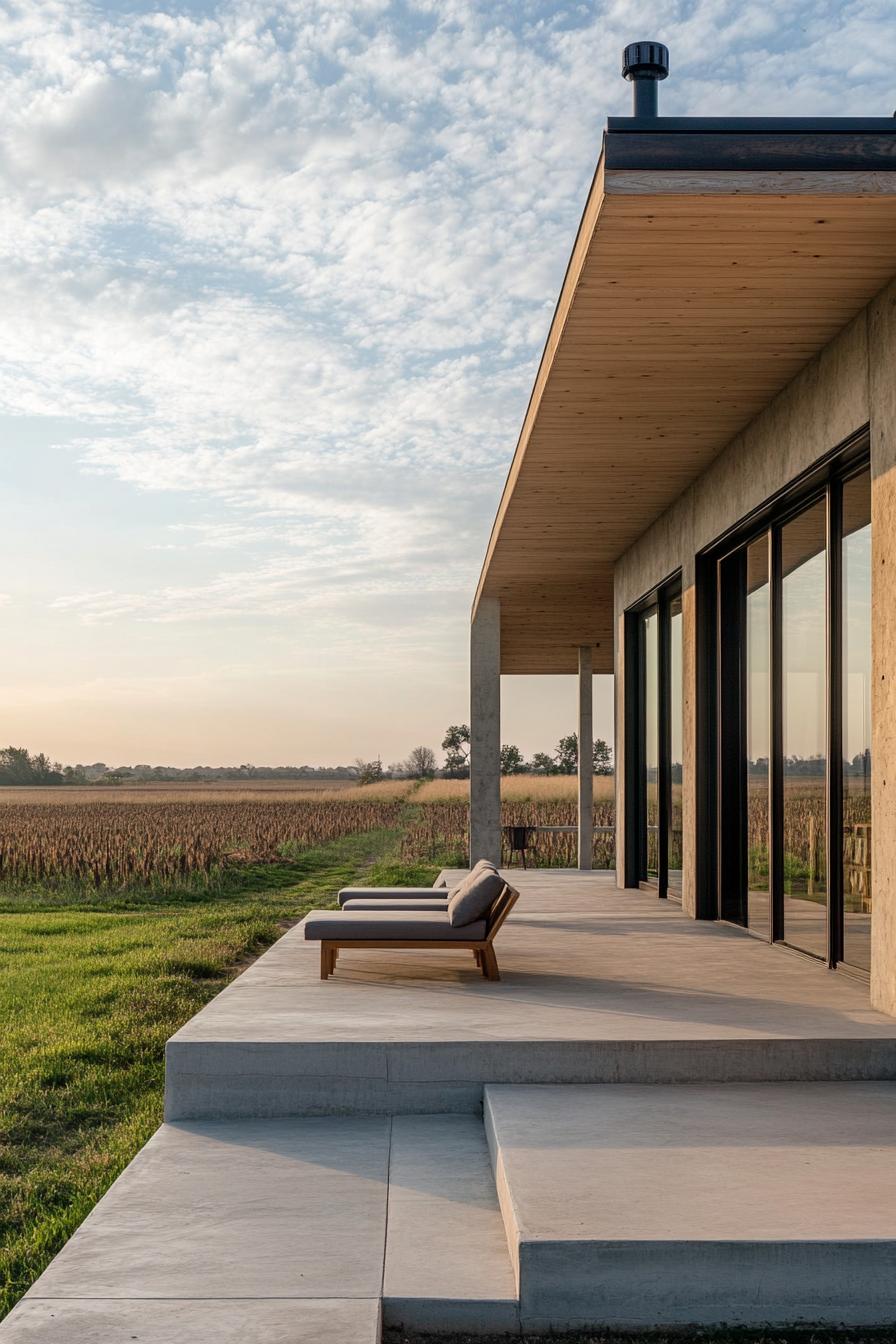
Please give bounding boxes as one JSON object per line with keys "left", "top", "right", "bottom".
{"left": 869, "top": 281, "right": 896, "bottom": 1016}
{"left": 470, "top": 596, "right": 501, "bottom": 866}
{"left": 578, "top": 646, "right": 593, "bottom": 870}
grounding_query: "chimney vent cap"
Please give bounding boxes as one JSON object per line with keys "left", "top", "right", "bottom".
{"left": 622, "top": 41, "right": 670, "bottom": 82}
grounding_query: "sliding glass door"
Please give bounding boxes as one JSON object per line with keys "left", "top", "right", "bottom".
{"left": 642, "top": 606, "right": 660, "bottom": 883}
{"left": 630, "top": 577, "right": 682, "bottom": 899}
{"left": 841, "top": 468, "right": 872, "bottom": 970}
{"left": 745, "top": 535, "right": 771, "bottom": 933}
{"left": 715, "top": 456, "right": 871, "bottom": 970}
{"left": 668, "top": 592, "right": 683, "bottom": 897}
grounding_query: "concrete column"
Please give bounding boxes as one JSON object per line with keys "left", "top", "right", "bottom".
{"left": 578, "top": 646, "right": 593, "bottom": 870}
{"left": 470, "top": 596, "right": 501, "bottom": 866}
{"left": 869, "top": 280, "right": 896, "bottom": 1016}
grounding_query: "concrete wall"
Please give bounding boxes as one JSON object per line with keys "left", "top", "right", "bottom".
{"left": 614, "top": 276, "right": 896, "bottom": 1014}
{"left": 868, "top": 284, "right": 896, "bottom": 1017}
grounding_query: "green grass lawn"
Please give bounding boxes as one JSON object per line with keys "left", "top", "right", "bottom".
{"left": 0, "top": 827, "right": 439, "bottom": 1320}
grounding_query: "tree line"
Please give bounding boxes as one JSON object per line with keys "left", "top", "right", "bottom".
{"left": 354, "top": 727, "right": 613, "bottom": 784}
{"left": 0, "top": 747, "right": 365, "bottom": 787}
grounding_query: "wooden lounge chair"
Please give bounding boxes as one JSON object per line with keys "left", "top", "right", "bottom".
{"left": 304, "top": 881, "right": 519, "bottom": 981}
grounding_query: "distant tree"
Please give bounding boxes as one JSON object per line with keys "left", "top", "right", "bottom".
{"left": 441, "top": 724, "right": 470, "bottom": 778}
{"left": 592, "top": 738, "right": 613, "bottom": 775}
{"left": 0, "top": 746, "right": 66, "bottom": 786}
{"left": 529, "top": 752, "right": 556, "bottom": 776}
{"left": 405, "top": 745, "right": 437, "bottom": 779}
{"left": 354, "top": 757, "right": 384, "bottom": 786}
{"left": 500, "top": 744, "right": 525, "bottom": 775}
{"left": 554, "top": 733, "right": 579, "bottom": 775}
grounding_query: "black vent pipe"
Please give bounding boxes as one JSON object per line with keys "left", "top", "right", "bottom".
{"left": 622, "top": 41, "right": 669, "bottom": 117}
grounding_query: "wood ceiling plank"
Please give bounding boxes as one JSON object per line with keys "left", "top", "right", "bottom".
{"left": 475, "top": 170, "right": 896, "bottom": 674}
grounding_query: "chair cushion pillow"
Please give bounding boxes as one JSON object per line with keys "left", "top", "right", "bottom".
{"left": 304, "top": 910, "right": 486, "bottom": 941}
{"left": 447, "top": 867, "right": 506, "bottom": 927}
{"left": 341, "top": 897, "right": 449, "bottom": 912}
{"left": 338, "top": 886, "right": 444, "bottom": 906}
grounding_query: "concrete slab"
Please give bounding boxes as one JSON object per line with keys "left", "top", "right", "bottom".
{"left": 485, "top": 1081, "right": 896, "bottom": 1329}
{"left": 382, "top": 1116, "right": 519, "bottom": 1334}
{"left": 18, "top": 1118, "right": 389, "bottom": 1303}
{"left": 165, "top": 872, "right": 896, "bottom": 1119}
{"left": 0, "top": 1298, "right": 381, "bottom": 1343}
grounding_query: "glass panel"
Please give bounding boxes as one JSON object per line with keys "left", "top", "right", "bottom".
{"left": 842, "top": 470, "right": 872, "bottom": 970}
{"left": 643, "top": 608, "right": 659, "bottom": 881}
{"left": 746, "top": 535, "right": 771, "bottom": 936}
{"left": 781, "top": 500, "right": 827, "bottom": 957}
{"left": 667, "top": 593, "right": 683, "bottom": 896}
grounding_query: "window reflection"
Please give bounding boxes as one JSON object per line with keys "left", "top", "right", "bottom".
{"left": 668, "top": 594, "right": 683, "bottom": 896}
{"left": 746, "top": 536, "right": 770, "bottom": 936}
{"left": 781, "top": 499, "right": 827, "bottom": 958}
{"left": 842, "top": 470, "right": 871, "bottom": 970}
{"left": 643, "top": 608, "right": 659, "bottom": 881}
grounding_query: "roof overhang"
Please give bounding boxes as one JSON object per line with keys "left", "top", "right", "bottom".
{"left": 475, "top": 118, "right": 896, "bottom": 674}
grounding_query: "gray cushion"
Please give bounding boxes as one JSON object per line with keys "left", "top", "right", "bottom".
{"left": 342, "top": 897, "right": 449, "bottom": 912}
{"left": 447, "top": 868, "right": 506, "bottom": 927}
{"left": 338, "top": 886, "right": 444, "bottom": 907}
{"left": 304, "top": 910, "right": 486, "bottom": 941}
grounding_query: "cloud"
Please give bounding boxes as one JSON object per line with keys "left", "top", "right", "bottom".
{"left": 1, "top": 0, "right": 893, "bottom": 757}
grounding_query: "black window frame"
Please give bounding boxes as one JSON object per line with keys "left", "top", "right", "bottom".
{"left": 624, "top": 571, "right": 683, "bottom": 900}
{"left": 696, "top": 427, "right": 871, "bottom": 972}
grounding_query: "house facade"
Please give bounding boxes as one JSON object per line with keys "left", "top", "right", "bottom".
{"left": 470, "top": 110, "right": 896, "bottom": 1016}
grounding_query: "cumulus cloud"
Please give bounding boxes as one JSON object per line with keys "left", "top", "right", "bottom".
{"left": 1, "top": 0, "right": 892, "bottom": 754}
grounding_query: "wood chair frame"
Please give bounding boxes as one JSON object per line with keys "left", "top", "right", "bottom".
{"left": 319, "top": 884, "right": 519, "bottom": 981}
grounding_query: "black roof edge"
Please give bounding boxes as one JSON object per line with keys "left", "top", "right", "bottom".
{"left": 604, "top": 121, "right": 896, "bottom": 173}
{"left": 608, "top": 117, "right": 896, "bottom": 134}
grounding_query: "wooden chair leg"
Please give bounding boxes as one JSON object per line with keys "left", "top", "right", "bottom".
{"left": 481, "top": 946, "right": 500, "bottom": 981}
{"left": 473, "top": 949, "right": 482, "bottom": 967}
{"left": 320, "top": 944, "right": 331, "bottom": 980}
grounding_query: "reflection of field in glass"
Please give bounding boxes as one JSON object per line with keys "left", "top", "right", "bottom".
{"left": 746, "top": 775, "right": 871, "bottom": 908}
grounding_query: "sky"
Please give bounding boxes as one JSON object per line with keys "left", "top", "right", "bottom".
{"left": 1, "top": 0, "right": 893, "bottom": 768}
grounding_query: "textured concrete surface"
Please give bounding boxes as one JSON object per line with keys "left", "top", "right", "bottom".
{"left": 2, "top": 1118, "right": 390, "bottom": 1341}
{"left": 165, "top": 872, "right": 896, "bottom": 1119}
{"left": 614, "top": 300, "right": 872, "bottom": 915}
{"left": 382, "top": 1115, "right": 519, "bottom": 1334}
{"left": 869, "top": 279, "right": 896, "bottom": 1016}
{"left": 485, "top": 1080, "right": 896, "bottom": 1328}
{"left": 470, "top": 595, "right": 501, "bottom": 865}
{"left": 1, "top": 1113, "right": 523, "bottom": 1341}
{"left": 19, "top": 1118, "right": 390, "bottom": 1302}
{"left": 0, "top": 1299, "right": 381, "bottom": 1342}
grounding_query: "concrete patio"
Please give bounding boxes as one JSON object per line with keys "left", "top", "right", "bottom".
{"left": 7, "top": 868, "right": 896, "bottom": 1340}
{"left": 166, "top": 869, "right": 896, "bottom": 1119}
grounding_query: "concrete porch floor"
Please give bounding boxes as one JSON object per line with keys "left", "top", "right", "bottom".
{"left": 165, "top": 869, "right": 896, "bottom": 1119}
{"left": 10, "top": 869, "right": 896, "bottom": 1340}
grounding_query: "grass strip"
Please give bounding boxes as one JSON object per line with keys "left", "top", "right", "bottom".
{"left": 0, "top": 827, "right": 439, "bottom": 1319}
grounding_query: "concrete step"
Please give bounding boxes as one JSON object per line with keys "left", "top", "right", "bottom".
{"left": 383, "top": 1115, "right": 519, "bottom": 1334}
{"left": 2, "top": 1113, "right": 521, "bottom": 1341}
{"left": 485, "top": 1081, "right": 896, "bottom": 1330}
{"left": 2, "top": 1117, "right": 388, "bottom": 1342}
{"left": 163, "top": 907, "right": 896, "bottom": 1121}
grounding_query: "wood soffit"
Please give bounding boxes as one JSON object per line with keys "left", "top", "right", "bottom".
{"left": 475, "top": 132, "right": 896, "bottom": 677}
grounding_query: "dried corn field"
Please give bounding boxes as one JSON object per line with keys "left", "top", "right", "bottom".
{"left": 0, "top": 795, "right": 407, "bottom": 892}
{"left": 403, "top": 775, "right": 617, "bottom": 869}
{"left": 0, "top": 776, "right": 619, "bottom": 894}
